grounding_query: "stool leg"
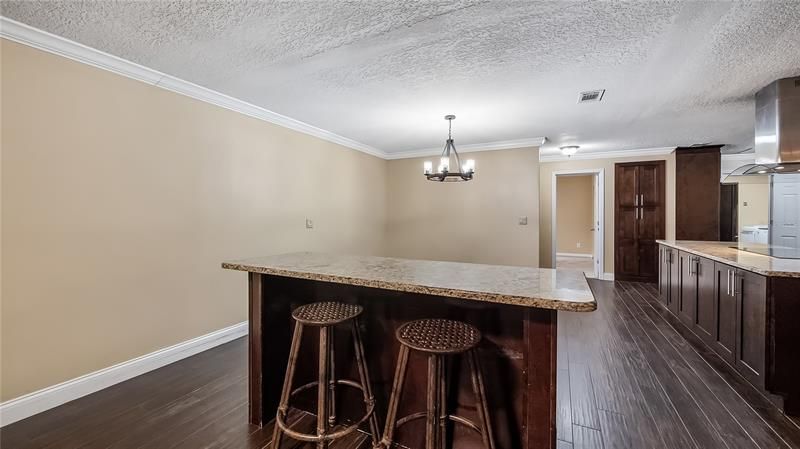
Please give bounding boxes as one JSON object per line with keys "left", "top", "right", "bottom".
{"left": 317, "top": 327, "right": 330, "bottom": 449}
{"left": 272, "top": 322, "right": 304, "bottom": 449}
{"left": 328, "top": 327, "right": 337, "bottom": 427}
{"left": 439, "top": 358, "right": 448, "bottom": 449}
{"left": 381, "top": 345, "right": 410, "bottom": 449}
{"left": 351, "top": 320, "right": 381, "bottom": 446}
{"left": 425, "top": 355, "right": 441, "bottom": 449}
{"left": 467, "top": 349, "right": 496, "bottom": 449}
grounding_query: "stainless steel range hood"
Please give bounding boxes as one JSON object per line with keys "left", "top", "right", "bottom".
{"left": 730, "top": 76, "right": 800, "bottom": 176}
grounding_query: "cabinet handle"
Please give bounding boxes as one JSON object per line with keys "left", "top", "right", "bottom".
{"left": 732, "top": 272, "right": 737, "bottom": 296}
{"left": 726, "top": 270, "right": 731, "bottom": 295}
{"left": 634, "top": 194, "right": 638, "bottom": 206}
{"left": 640, "top": 194, "right": 644, "bottom": 206}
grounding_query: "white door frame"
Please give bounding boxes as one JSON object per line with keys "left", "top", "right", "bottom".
{"left": 551, "top": 168, "right": 605, "bottom": 278}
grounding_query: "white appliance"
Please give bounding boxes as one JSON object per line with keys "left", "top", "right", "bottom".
{"left": 740, "top": 225, "right": 770, "bottom": 244}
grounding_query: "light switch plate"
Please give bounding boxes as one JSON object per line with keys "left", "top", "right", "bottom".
{"left": 305, "top": 219, "right": 314, "bottom": 229}
{"left": 518, "top": 216, "right": 528, "bottom": 225}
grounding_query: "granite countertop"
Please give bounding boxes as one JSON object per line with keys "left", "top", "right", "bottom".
{"left": 657, "top": 240, "right": 800, "bottom": 278}
{"left": 222, "top": 252, "right": 597, "bottom": 312}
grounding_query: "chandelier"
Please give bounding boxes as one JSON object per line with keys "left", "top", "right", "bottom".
{"left": 423, "top": 115, "right": 474, "bottom": 182}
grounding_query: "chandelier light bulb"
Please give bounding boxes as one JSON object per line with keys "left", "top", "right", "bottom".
{"left": 423, "top": 161, "right": 433, "bottom": 175}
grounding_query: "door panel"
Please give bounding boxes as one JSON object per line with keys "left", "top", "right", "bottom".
{"left": 668, "top": 249, "right": 680, "bottom": 314}
{"left": 678, "top": 252, "right": 697, "bottom": 328}
{"left": 713, "top": 262, "right": 737, "bottom": 363}
{"left": 736, "top": 270, "right": 767, "bottom": 389}
{"left": 658, "top": 246, "right": 670, "bottom": 305}
{"left": 771, "top": 174, "right": 800, "bottom": 250}
{"left": 694, "top": 256, "right": 716, "bottom": 343}
{"left": 638, "top": 164, "right": 662, "bottom": 207}
{"left": 617, "top": 165, "right": 638, "bottom": 208}
{"left": 615, "top": 164, "right": 639, "bottom": 279}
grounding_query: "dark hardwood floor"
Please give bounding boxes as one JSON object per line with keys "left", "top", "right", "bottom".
{"left": 3, "top": 280, "right": 800, "bottom": 449}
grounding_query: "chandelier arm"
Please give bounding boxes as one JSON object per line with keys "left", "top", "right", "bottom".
{"left": 451, "top": 143, "right": 463, "bottom": 176}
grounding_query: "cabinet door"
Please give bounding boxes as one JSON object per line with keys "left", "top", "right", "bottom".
{"left": 678, "top": 252, "right": 697, "bottom": 328}
{"left": 668, "top": 249, "right": 681, "bottom": 315}
{"left": 638, "top": 163, "right": 663, "bottom": 208}
{"left": 735, "top": 270, "right": 767, "bottom": 389}
{"left": 694, "top": 256, "right": 716, "bottom": 344}
{"left": 713, "top": 262, "right": 737, "bottom": 363}
{"left": 658, "top": 246, "right": 670, "bottom": 305}
{"left": 615, "top": 164, "right": 639, "bottom": 278}
{"left": 636, "top": 163, "right": 666, "bottom": 282}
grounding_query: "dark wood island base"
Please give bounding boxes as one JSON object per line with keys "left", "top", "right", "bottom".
{"left": 223, "top": 253, "right": 597, "bottom": 449}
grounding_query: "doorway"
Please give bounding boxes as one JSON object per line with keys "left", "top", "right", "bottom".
{"left": 771, "top": 173, "right": 800, "bottom": 250}
{"left": 551, "top": 169, "right": 605, "bottom": 278}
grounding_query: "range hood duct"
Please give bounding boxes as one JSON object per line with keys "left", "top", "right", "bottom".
{"left": 730, "top": 76, "right": 800, "bottom": 176}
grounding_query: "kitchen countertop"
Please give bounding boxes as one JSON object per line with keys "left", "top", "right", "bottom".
{"left": 657, "top": 240, "right": 800, "bottom": 278}
{"left": 222, "top": 252, "right": 597, "bottom": 312}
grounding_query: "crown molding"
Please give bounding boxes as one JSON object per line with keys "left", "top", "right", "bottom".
{"left": 385, "top": 137, "right": 546, "bottom": 160}
{"left": 0, "top": 16, "right": 386, "bottom": 159}
{"left": 721, "top": 152, "right": 756, "bottom": 161}
{"left": 539, "top": 146, "right": 676, "bottom": 162}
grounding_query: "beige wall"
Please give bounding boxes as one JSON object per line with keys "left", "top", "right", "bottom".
{"left": 733, "top": 175, "right": 771, "bottom": 229}
{"left": 539, "top": 153, "right": 676, "bottom": 273}
{"left": 385, "top": 148, "right": 540, "bottom": 267}
{"left": 556, "top": 175, "right": 594, "bottom": 254}
{"left": 0, "top": 40, "right": 388, "bottom": 400}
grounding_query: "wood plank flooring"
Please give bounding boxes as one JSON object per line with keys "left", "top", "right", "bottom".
{"left": 2, "top": 280, "right": 800, "bottom": 448}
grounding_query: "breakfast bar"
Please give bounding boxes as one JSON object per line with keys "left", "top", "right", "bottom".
{"left": 222, "top": 253, "right": 597, "bottom": 449}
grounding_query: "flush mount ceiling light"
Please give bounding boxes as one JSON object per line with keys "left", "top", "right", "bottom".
{"left": 423, "top": 115, "right": 474, "bottom": 182}
{"left": 560, "top": 145, "right": 580, "bottom": 156}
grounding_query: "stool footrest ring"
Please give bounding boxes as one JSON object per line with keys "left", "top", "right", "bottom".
{"left": 394, "top": 411, "right": 482, "bottom": 434}
{"left": 276, "top": 380, "right": 375, "bottom": 443}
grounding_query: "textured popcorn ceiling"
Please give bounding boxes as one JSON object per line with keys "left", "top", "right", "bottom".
{"left": 3, "top": 1, "right": 800, "bottom": 157}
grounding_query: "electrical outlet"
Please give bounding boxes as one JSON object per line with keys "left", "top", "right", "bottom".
{"left": 305, "top": 218, "right": 314, "bottom": 229}
{"left": 518, "top": 216, "right": 528, "bottom": 225}
{"left": 577, "top": 242, "right": 582, "bottom": 248}
{"left": 743, "top": 201, "right": 749, "bottom": 206}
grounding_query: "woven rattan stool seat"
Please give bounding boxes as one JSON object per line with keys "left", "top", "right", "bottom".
{"left": 291, "top": 301, "right": 363, "bottom": 326}
{"left": 396, "top": 318, "right": 481, "bottom": 354}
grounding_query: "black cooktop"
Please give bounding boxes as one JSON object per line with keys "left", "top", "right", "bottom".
{"left": 734, "top": 245, "right": 800, "bottom": 259}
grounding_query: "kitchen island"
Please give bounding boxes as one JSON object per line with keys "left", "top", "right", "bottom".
{"left": 222, "top": 252, "right": 597, "bottom": 449}
{"left": 657, "top": 240, "right": 800, "bottom": 416}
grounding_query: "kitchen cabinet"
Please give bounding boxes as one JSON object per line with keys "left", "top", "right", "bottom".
{"left": 615, "top": 161, "right": 666, "bottom": 282}
{"left": 675, "top": 146, "right": 722, "bottom": 241}
{"left": 657, "top": 242, "right": 800, "bottom": 415}
{"left": 657, "top": 246, "right": 680, "bottom": 313}
{"left": 678, "top": 251, "right": 697, "bottom": 328}
{"left": 735, "top": 269, "right": 767, "bottom": 389}
{"left": 713, "top": 262, "right": 738, "bottom": 363}
{"left": 674, "top": 252, "right": 717, "bottom": 345}
{"left": 658, "top": 245, "right": 768, "bottom": 393}
{"left": 694, "top": 256, "right": 716, "bottom": 344}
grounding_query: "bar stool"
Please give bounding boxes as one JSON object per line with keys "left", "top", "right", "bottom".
{"left": 273, "top": 302, "right": 380, "bottom": 449}
{"left": 381, "top": 319, "right": 496, "bottom": 449}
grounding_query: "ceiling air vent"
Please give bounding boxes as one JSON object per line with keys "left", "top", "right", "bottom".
{"left": 578, "top": 89, "right": 605, "bottom": 103}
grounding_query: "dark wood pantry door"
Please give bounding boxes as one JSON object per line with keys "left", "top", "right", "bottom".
{"left": 614, "top": 160, "right": 666, "bottom": 282}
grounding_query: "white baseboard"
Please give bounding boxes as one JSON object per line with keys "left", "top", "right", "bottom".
{"left": 602, "top": 273, "right": 615, "bottom": 281}
{"left": 556, "top": 252, "right": 593, "bottom": 258}
{"left": 0, "top": 321, "right": 248, "bottom": 427}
